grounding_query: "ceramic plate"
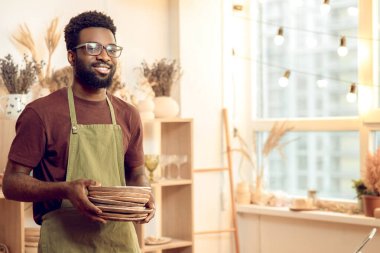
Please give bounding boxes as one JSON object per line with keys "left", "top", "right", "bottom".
{"left": 144, "top": 237, "right": 172, "bottom": 245}
{"left": 99, "top": 214, "right": 147, "bottom": 222}
{"left": 96, "top": 204, "right": 153, "bottom": 214}
{"left": 25, "top": 236, "right": 39, "bottom": 243}
{"left": 88, "top": 196, "right": 145, "bottom": 208}
{"left": 88, "top": 191, "right": 150, "bottom": 199}
{"left": 100, "top": 212, "right": 148, "bottom": 219}
{"left": 89, "top": 194, "right": 149, "bottom": 203}
{"left": 88, "top": 186, "right": 151, "bottom": 194}
{"left": 25, "top": 241, "right": 39, "bottom": 248}
{"left": 289, "top": 207, "right": 318, "bottom": 211}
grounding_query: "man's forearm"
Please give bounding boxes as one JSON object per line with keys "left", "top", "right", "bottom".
{"left": 2, "top": 161, "right": 68, "bottom": 202}
{"left": 125, "top": 165, "right": 151, "bottom": 187}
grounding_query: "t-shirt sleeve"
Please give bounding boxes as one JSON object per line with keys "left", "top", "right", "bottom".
{"left": 124, "top": 109, "right": 144, "bottom": 169}
{"left": 8, "top": 107, "right": 46, "bottom": 168}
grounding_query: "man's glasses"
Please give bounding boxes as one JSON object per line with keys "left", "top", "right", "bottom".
{"left": 72, "top": 42, "right": 123, "bottom": 58}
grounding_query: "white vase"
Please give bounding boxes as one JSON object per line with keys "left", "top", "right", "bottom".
{"left": 137, "top": 98, "right": 155, "bottom": 120}
{"left": 0, "top": 94, "right": 31, "bottom": 119}
{"left": 30, "top": 83, "right": 50, "bottom": 100}
{"left": 137, "top": 98, "right": 155, "bottom": 113}
{"left": 153, "top": 96, "right": 179, "bottom": 118}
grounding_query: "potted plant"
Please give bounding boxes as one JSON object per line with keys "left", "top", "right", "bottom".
{"left": 361, "top": 147, "right": 380, "bottom": 217}
{"left": 139, "top": 58, "right": 181, "bottom": 118}
{"left": 352, "top": 179, "right": 369, "bottom": 212}
{"left": 0, "top": 54, "right": 38, "bottom": 119}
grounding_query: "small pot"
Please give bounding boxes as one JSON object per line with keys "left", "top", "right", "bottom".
{"left": 362, "top": 195, "right": 380, "bottom": 217}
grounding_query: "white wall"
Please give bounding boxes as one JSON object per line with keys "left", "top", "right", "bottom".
{"left": 178, "top": 1, "right": 237, "bottom": 252}
{"left": 0, "top": 0, "right": 171, "bottom": 91}
{"left": 0, "top": 1, "right": 232, "bottom": 252}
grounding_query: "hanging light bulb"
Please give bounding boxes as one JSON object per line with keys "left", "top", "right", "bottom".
{"left": 278, "top": 70, "right": 291, "bottom": 87}
{"left": 320, "top": 0, "right": 331, "bottom": 14}
{"left": 347, "top": 6, "right": 358, "bottom": 16}
{"left": 346, "top": 83, "right": 357, "bottom": 103}
{"left": 273, "top": 27, "right": 284, "bottom": 46}
{"left": 337, "top": 36, "right": 348, "bottom": 57}
{"left": 316, "top": 79, "right": 328, "bottom": 88}
{"left": 232, "top": 0, "right": 244, "bottom": 11}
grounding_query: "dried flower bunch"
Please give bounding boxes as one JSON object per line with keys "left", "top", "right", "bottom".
{"left": 49, "top": 66, "right": 73, "bottom": 92}
{"left": 363, "top": 148, "right": 380, "bottom": 195}
{"left": 12, "top": 17, "right": 61, "bottom": 89}
{"left": 0, "top": 54, "right": 38, "bottom": 94}
{"left": 232, "top": 121, "right": 294, "bottom": 205}
{"left": 140, "top": 59, "right": 180, "bottom": 97}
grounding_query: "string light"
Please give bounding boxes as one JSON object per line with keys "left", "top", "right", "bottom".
{"left": 317, "top": 79, "right": 328, "bottom": 88}
{"left": 337, "top": 36, "right": 348, "bottom": 57}
{"left": 232, "top": 51, "right": 369, "bottom": 104}
{"left": 230, "top": 6, "right": 371, "bottom": 103}
{"left": 273, "top": 27, "right": 284, "bottom": 46}
{"left": 278, "top": 70, "right": 291, "bottom": 87}
{"left": 320, "top": 0, "right": 331, "bottom": 15}
{"left": 346, "top": 83, "right": 357, "bottom": 103}
{"left": 347, "top": 6, "right": 358, "bottom": 16}
{"left": 232, "top": 0, "right": 244, "bottom": 11}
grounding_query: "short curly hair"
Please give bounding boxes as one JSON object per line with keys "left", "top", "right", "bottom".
{"left": 64, "top": 11, "right": 117, "bottom": 51}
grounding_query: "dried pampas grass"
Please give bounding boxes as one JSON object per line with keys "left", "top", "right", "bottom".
{"left": 44, "top": 17, "right": 61, "bottom": 81}
{"left": 11, "top": 17, "right": 61, "bottom": 89}
{"left": 231, "top": 121, "right": 294, "bottom": 205}
{"left": 364, "top": 148, "right": 380, "bottom": 195}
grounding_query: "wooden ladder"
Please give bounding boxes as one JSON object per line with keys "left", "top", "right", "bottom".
{"left": 193, "top": 108, "right": 240, "bottom": 253}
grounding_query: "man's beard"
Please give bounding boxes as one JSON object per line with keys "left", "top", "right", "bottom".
{"left": 74, "top": 58, "right": 115, "bottom": 89}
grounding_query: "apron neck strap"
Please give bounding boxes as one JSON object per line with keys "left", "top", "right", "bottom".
{"left": 68, "top": 87, "right": 117, "bottom": 133}
{"left": 106, "top": 96, "right": 117, "bottom": 124}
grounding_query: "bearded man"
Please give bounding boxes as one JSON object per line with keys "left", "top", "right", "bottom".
{"left": 3, "top": 11, "right": 154, "bottom": 252}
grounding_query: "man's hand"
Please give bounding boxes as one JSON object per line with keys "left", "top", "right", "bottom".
{"left": 137, "top": 191, "right": 155, "bottom": 224}
{"left": 65, "top": 179, "right": 107, "bottom": 224}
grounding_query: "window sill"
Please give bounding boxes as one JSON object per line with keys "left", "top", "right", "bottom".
{"left": 237, "top": 204, "right": 380, "bottom": 227}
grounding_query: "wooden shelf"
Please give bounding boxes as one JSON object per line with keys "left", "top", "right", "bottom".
{"left": 142, "top": 118, "right": 193, "bottom": 124}
{"left": 142, "top": 238, "right": 192, "bottom": 252}
{"left": 151, "top": 179, "right": 192, "bottom": 187}
{"left": 140, "top": 119, "right": 194, "bottom": 253}
{"left": 0, "top": 194, "right": 24, "bottom": 253}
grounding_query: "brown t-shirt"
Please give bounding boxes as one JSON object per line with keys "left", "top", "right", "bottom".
{"left": 8, "top": 87, "right": 144, "bottom": 224}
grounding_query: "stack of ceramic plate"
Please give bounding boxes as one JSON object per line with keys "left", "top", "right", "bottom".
{"left": 88, "top": 186, "right": 152, "bottom": 222}
{"left": 25, "top": 227, "right": 39, "bottom": 253}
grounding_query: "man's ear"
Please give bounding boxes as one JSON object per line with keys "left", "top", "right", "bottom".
{"left": 67, "top": 51, "right": 75, "bottom": 66}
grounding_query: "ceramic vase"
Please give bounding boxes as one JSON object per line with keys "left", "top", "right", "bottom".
{"left": 0, "top": 93, "right": 31, "bottom": 119}
{"left": 153, "top": 96, "right": 179, "bottom": 118}
{"left": 137, "top": 98, "right": 155, "bottom": 120}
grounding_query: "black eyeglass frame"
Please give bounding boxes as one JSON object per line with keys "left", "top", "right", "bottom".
{"left": 72, "top": 42, "right": 123, "bottom": 58}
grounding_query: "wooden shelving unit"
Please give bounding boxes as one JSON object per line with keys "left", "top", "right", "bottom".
{"left": 137, "top": 118, "right": 194, "bottom": 253}
{"left": 0, "top": 118, "right": 25, "bottom": 253}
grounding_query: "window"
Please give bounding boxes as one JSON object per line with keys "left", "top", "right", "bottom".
{"left": 250, "top": 0, "right": 367, "bottom": 200}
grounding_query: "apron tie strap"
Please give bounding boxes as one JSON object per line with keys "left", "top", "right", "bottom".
{"left": 68, "top": 87, "right": 78, "bottom": 134}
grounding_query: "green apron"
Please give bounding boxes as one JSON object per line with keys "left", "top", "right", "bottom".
{"left": 38, "top": 87, "right": 140, "bottom": 253}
